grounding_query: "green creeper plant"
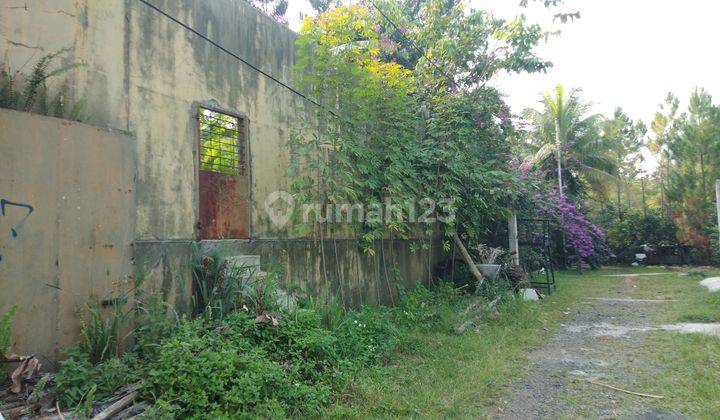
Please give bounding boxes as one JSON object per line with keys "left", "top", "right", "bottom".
{"left": 288, "top": 1, "right": 552, "bottom": 285}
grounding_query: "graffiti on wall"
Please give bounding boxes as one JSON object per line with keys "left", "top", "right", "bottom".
{"left": 0, "top": 199, "right": 34, "bottom": 264}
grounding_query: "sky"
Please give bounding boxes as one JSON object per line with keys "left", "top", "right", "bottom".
{"left": 285, "top": 0, "right": 720, "bottom": 173}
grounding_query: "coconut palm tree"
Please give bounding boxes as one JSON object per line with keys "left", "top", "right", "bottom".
{"left": 523, "top": 85, "right": 616, "bottom": 198}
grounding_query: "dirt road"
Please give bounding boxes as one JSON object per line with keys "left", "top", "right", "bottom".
{"left": 495, "top": 273, "right": 689, "bottom": 419}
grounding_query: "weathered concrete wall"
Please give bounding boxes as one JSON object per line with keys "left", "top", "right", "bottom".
{"left": 0, "top": 1, "right": 129, "bottom": 130}
{"left": 128, "top": 0, "right": 303, "bottom": 240}
{"left": 1, "top": 0, "right": 302, "bottom": 240}
{"left": 198, "top": 238, "right": 440, "bottom": 306}
{"left": 0, "top": 109, "right": 135, "bottom": 360}
{"left": 0, "top": 1, "right": 443, "bottom": 356}
{"left": 135, "top": 238, "right": 442, "bottom": 308}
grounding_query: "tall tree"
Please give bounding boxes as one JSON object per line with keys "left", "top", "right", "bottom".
{"left": 602, "top": 107, "right": 646, "bottom": 219}
{"left": 523, "top": 86, "right": 616, "bottom": 198}
{"left": 649, "top": 93, "right": 680, "bottom": 216}
{"left": 246, "top": 0, "right": 288, "bottom": 22}
{"left": 661, "top": 88, "right": 720, "bottom": 257}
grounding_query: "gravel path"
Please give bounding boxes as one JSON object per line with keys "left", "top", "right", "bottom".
{"left": 493, "top": 276, "right": 684, "bottom": 420}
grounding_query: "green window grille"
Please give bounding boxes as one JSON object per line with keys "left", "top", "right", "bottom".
{"left": 198, "top": 108, "right": 243, "bottom": 175}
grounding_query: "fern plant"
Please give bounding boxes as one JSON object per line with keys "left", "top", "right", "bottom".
{"left": 78, "top": 297, "right": 131, "bottom": 364}
{"left": 0, "top": 48, "right": 85, "bottom": 119}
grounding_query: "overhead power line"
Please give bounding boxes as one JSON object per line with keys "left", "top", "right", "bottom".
{"left": 137, "top": 0, "right": 462, "bottom": 120}
{"left": 136, "top": 0, "right": 339, "bottom": 118}
{"left": 366, "top": 0, "right": 462, "bottom": 92}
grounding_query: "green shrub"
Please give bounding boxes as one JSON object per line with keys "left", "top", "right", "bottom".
{"left": 604, "top": 210, "right": 678, "bottom": 262}
{"left": 335, "top": 307, "right": 399, "bottom": 367}
{"left": 141, "top": 316, "right": 334, "bottom": 418}
{"left": 56, "top": 276, "right": 472, "bottom": 417}
{"left": 191, "top": 250, "right": 281, "bottom": 321}
{"left": 395, "top": 281, "right": 463, "bottom": 331}
{"left": 300, "top": 285, "right": 346, "bottom": 330}
{"left": 132, "top": 292, "right": 179, "bottom": 358}
{"left": 138, "top": 299, "right": 405, "bottom": 417}
{"left": 54, "top": 350, "right": 138, "bottom": 408}
{"left": 0, "top": 305, "right": 17, "bottom": 355}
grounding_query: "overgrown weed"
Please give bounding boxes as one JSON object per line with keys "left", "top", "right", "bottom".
{"left": 53, "top": 251, "right": 524, "bottom": 417}
{"left": 1, "top": 48, "right": 85, "bottom": 119}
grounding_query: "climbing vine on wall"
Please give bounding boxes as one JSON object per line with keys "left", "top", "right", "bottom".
{"left": 287, "top": 1, "right": 554, "bottom": 272}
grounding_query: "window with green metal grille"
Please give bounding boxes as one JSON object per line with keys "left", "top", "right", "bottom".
{"left": 198, "top": 108, "right": 243, "bottom": 175}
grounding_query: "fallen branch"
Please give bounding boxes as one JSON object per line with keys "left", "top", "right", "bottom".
{"left": 3, "top": 353, "right": 41, "bottom": 393}
{"left": 1, "top": 402, "right": 38, "bottom": 418}
{"left": 115, "top": 401, "right": 149, "bottom": 419}
{"left": 459, "top": 296, "right": 484, "bottom": 317}
{"left": 452, "top": 234, "right": 484, "bottom": 287}
{"left": 454, "top": 297, "right": 500, "bottom": 335}
{"left": 57, "top": 399, "right": 66, "bottom": 420}
{"left": 585, "top": 379, "right": 664, "bottom": 399}
{"left": 91, "top": 390, "right": 138, "bottom": 420}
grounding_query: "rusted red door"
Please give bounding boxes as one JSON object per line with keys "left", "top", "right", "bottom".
{"left": 197, "top": 107, "right": 249, "bottom": 239}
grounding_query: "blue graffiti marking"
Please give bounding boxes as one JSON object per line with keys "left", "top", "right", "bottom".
{"left": 0, "top": 199, "right": 34, "bottom": 264}
{"left": 1, "top": 199, "right": 34, "bottom": 216}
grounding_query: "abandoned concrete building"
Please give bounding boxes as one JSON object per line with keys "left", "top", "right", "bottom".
{"left": 0, "top": 1, "right": 441, "bottom": 360}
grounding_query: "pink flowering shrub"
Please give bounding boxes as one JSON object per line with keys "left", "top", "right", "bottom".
{"left": 514, "top": 161, "right": 611, "bottom": 271}
{"left": 540, "top": 190, "right": 612, "bottom": 270}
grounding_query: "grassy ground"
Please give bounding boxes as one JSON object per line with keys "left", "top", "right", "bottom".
{"left": 335, "top": 266, "right": 720, "bottom": 418}
{"left": 611, "top": 266, "right": 720, "bottom": 418}
{"left": 332, "top": 271, "right": 580, "bottom": 417}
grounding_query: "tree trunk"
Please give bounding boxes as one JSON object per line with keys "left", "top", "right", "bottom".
{"left": 700, "top": 152, "right": 707, "bottom": 206}
{"left": 508, "top": 210, "right": 520, "bottom": 265}
{"left": 617, "top": 153, "right": 623, "bottom": 221}
{"left": 555, "top": 118, "right": 563, "bottom": 195}
{"left": 641, "top": 177, "right": 647, "bottom": 219}
{"left": 452, "top": 233, "right": 484, "bottom": 287}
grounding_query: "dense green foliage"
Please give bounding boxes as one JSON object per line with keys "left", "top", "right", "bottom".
{"left": 54, "top": 350, "right": 138, "bottom": 409}
{"left": 53, "top": 252, "right": 493, "bottom": 417}
{"left": 288, "top": 0, "right": 556, "bottom": 259}
{"left": 522, "top": 84, "right": 719, "bottom": 264}
{"left": 654, "top": 89, "right": 720, "bottom": 261}
{"left": 523, "top": 86, "right": 616, "bottom": 198}
{"left": 603, "top": 210, "right": 678, "bottom": 262}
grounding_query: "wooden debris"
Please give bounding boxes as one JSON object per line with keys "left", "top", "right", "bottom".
{"left": 1, "top": 402, "right": 38, "bottom": 418}
{"left": 114, "top": 401, "right": 149, "bottom": 419}
{"left": 452, "top": 234, "right": 485, "bottom": 287}
{"left": 2, "top": 353, "right": 41, "bottom": 393}
{"left": 91, "top": 390, "right": 139, "bottom": 420}
{"left": 585, "top": 379, "right": 664, "bottom": 399}
{"left": 454, "top": 297, "right": 500, "bottom": 335}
